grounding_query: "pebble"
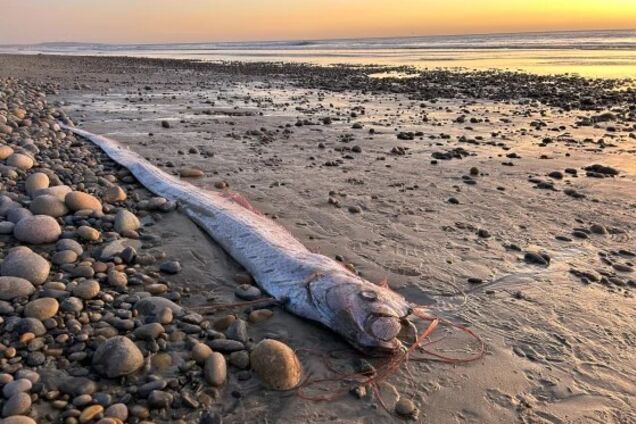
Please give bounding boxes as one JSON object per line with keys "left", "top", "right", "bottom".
{"left": 208, "top": 339, "right": 245, "bottom": 352}
{"left": 104, "top": 403, "right": 128, "bottom": 421}
{"left": 114, "top": 209, "right": 140, "bottom": 233}
{"left": 148, "top": 390, "right": 173, "bottom": 409}
{"left": 2, "top": 392, "right": 32, "bottom": 417}
{"left": 77, "top": 225, "right": 100, "bottom": 241}
{"left": 204, "top": 352, "right": 227, "bottom": 387}
{"left": 79, "top": 404, "right": 104, "bottom": 423}
{"left": 56, "top": 238, "right": 84, "bottom": 255}
{"left": 0, "top": 277, "right": 35, "bottom": 300}
{"left": 92, "top": 336, "right": 144, "bottom": 378}
{"left": 65, "top": 191, "right": 102, "bottom": 212}
{"left": 72, "top": 280, "right": 101, "bottom": 300}
{"left": 7, "top": 153, "right": 34, "bottom": 170}
{"left": 191, "top": 342, "right": 213, "bottom": 364}
{"left": 159, "top": 260, "right": 181, "bottom": 274}
{"left": 0, "top": 145, "right": 14, "bottom": 160}
{"left": 179, "top": 167, "right": 204, "bottom": 178}
{"left": 250, "top": 339, "right": 302, "bottom": 390}
{"left": 2, "top": 379, "right": 32, "bottom": 398}
{"left": 30, "top": 194, "right": 69, "bottom": 217}
{"left": 395, "top": 398, "right": 418, "bottom": 418}
{"left": 2, "top": 417, "right": 37, "bottom": 424}
{"left": 234, "top": 284, "right": 262, "bottom": 300}
{"left": 13, "top": 215, "right": 61, "bottom": 244}
{"left": 103, "top": 185, "right": 127, "bottom": 203}
{"left": 24, "top": 298, "right": 59, "bottom": 320}
{"left": 25, "top": 172, "right": 49, "bottom": 196}
{"left": 52, "top": 249, "right": 78, "bottom": 265}
{"left": 133, "top": 323, "right": 165, "bottom": 340}
{"left": 229, "top": 350, "right": 250, "bottom": 369}
{"left": 248, "top": 309, "right": 273, "bottom": 323}
{"left": 1, "top": 248, "right": 50, "bottom": 285}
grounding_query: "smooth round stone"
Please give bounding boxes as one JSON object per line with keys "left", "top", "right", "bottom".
{"left": 61, "top": 297, "right": 84, "bottom": 314}
{"left": 65, "top": 191, "right": 102, "bottom": 212}
{"left": 250, "top": 339, "right": 302, "bottom": 390}
{"left": 56, "top": 239, "right": 84, "bottom": 255}
{"left": 179, "top": 167, "right": 204, "bottom": 178}
{"left": 248, "top": 309, "right": 273, "bottom": 323}
{"left": 208, "top": 339, "right": 244, "bottom": 352}
{"left": 6, "top": 153, "right": 34, "bottom": 170}
{"left": 92, "top": 336, "right": 144, "bottom": 378}
{"left": 13, "top": 370, "right": 39, "bottom": 385}
{"left": 13, "top": 215, "right": 61, "bottom": 244}
{"left": 25, "top": 172, "right": 49, "bottom": 196}
{"left": 147, "top": 390, "right": 173, "bottom": 409}
{"left": 24, "top": 298, "right": 59, "bottom": 320}
{"left": 0, "top": 221, "right": 15, "bottom": 234}
{"left": 52, "top": 250, "right": 78, "bottom": 265}
{"left": 30, "top": 195, "right": 68, "bottom": 217}
{"left": 59, "top": 377, "right": 97, "bottom": 397}
{"left": 33, "top": 185, "right": 72, "bottom": 202}
{"left": 0, "top": 145, "right": 14, "bottom": 160}
{"left": 229, "top": 350, "right": 250, "bottom": 369}
{"left": 72, "top": 280, "right": 100, "bottom": 300}
{"left": 132, "top": 323, "right": 164, "bottom": 340}
{"left": 6, "top": 208, "right": 32, "bottom": 224}
{"left": 0, "top": 277, "right": 35, "bottom": 300}
{"left": 114, "top": 209, "right": 140, "bottom": 234}
{"left": 2, "top": 378, "right": 32, "bottom": 398}
{"left": 235, "top": 284, "right": 262, "bottom": 300}
{"left": 159, "top": 260, "right": 181, "bottom": 274}
{"left": 134, "top": 297, "right": 183, "bottom": 316}
{"left": 2, "top": 416, "right": 36, "bottom": 424}
{"left": 107, "top": 270, "right": 127, "bottom": 288}
{"left": 79, "top": 404, "right": 104, "bottom": 423}
{"left": 203, "top": 352, "right": 227, "bottom": 387}
{"left": 2, "top": 392, "right": 32, "bottom": 417}
{"left": 16, "top": 317, "right": 46, "bottom": 336}
{"left": 103, "top": 185, "right": 126, "bottom": 203}
{"left": 191, "top": 342, "right": 213, "bottom": 364}
{"left": 104, "top": 403, "right": 128, "bottom": 421}
{"left": 395, "top": 398, "right": 418, "bottom": 417}
{"left": 77, "top": 225, "right": 100, "bottom": 241}
{"left": 1, "top": 248, "right": 50, "bottom": 285}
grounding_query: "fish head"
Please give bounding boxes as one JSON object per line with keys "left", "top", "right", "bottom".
{"left": 312, "top": 271, "right": 412, "bottom": 355}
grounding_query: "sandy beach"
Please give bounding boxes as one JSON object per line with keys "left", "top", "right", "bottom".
{"left": 0, "top": 54, "right": 634, "bottom": 424}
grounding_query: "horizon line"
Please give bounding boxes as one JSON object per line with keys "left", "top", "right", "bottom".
{"left": 3, "top": 27, "right": 635, "bottom": 48}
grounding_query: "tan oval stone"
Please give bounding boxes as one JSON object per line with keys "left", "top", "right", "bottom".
{"left": 191, "top": 342, "right": 213, "bottom": 364}
{"left": 103, "top": 185, "right": 127, "bottom": 203}
{"left": 25, "top": 172, "right": 49, "bottom": 196}
{"left": 65, "top": 191, "right": 102, "bottom": 212}
{"left": 80, "top": 404, "right": 104, "bottom": 423}
{"left": 24, "top": 297, "right": 59, "bottom": 320}
{"left": 0, "top": 145, "right": 14, "bottom": 160}
{"left": 250, "top": 339, "right": 302, "bottom": 390}
{"left": 7, "top": 153, "right": 34, "bottom": 170}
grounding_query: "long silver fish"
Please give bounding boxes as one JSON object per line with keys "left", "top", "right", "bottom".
{"left": 62, "top": 125, "right": 415, "bottom": 354}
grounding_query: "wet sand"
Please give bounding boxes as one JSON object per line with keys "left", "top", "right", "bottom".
{"left": 0, "top": 54, "right": 635, "bottom": 423}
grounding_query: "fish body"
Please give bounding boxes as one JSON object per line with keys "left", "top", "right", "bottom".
{"left": 62, "top": 125, "right": 412, "bottom": 354}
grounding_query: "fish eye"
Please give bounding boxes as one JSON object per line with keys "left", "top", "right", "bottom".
{"left": 359, "top": 290, "right": 378, "bottom": 301}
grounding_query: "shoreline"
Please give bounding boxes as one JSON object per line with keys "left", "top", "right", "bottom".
{"left": 0, "top": 54, "right": 634, "bottom": 423}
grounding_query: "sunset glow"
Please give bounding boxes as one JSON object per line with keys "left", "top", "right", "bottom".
{"left": 1, "top": 0, "right": 635, "bottom": 44}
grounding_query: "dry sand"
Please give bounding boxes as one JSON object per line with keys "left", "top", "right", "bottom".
{"left": 1, "top": 54, "right": 634, "bottom": 423}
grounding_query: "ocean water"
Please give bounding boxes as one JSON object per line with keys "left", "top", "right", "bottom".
{"left": 3, "top": 30, "right": 636, "bottom": 79}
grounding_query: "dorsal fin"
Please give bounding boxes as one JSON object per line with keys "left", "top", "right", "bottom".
{"left": 223, "top": 191, "right": 262, "bottom": 215}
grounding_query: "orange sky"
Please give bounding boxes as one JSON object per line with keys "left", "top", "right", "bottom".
{"left": 1, "top": 0, "right": 635, "bottom": 44}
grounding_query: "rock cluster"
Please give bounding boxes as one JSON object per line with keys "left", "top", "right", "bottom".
{"left": 0, "top": 77, "right": 298, "bottom": 424}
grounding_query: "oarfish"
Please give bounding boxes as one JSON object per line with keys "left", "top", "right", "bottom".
{"left": 61, "top": 124, "right": 416, "bottom": 355}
